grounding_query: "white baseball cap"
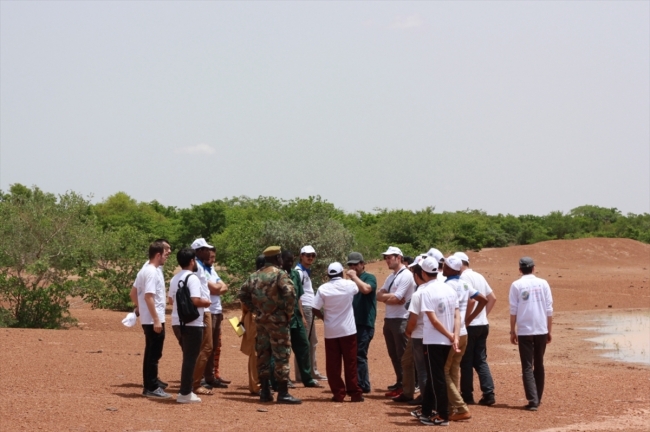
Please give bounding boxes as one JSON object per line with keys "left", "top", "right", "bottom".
{"left": 454, "top": 252, "right": 469, "bottom": 263}
{"left": 427, "top": 248, "right": 444, "bottom": 263}
{"left": 444, "top": 255, "right": 463, "bottom": 271}
{"left": 408, "top": 254, "right": 429, "bottom": 268}
{"left": 327, "top": 262, "right": 344, "bottom": 276}
{"left": 300, "top": 245, "right": 316, "bottom": 255}
{"left": 191, "top": 238, "right": 215, "bottom": 250}
{"left": 382, "top": 246, "right": 403, "bottom": 256}
{"left": 420, "top": 257, "right": 439, "bottom": 274}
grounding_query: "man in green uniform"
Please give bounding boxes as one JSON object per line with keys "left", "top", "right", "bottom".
{"left": 238, "top": 246, "right": 302, "bottom": 404}
{"left": 281, "top": 250, "right": 324, "bottom": 389}
{"left": 346, "top": 252, "right": 378, "bottom": 394}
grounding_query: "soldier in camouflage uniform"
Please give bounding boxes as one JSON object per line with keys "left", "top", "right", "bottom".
{"left": 238, "top": 246, "right": 302, "bottom": 404}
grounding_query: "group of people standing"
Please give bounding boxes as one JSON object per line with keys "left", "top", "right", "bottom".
{"left": 130, "top": 238, "right": 554, "bottom": 425}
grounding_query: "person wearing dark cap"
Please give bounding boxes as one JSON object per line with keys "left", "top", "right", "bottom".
{"left": 346, "top": 252, "right": 377, "bottom": 394}
{"left": 509, "top": 257, "right": 554, "bottom": 411}
{"left": 238, "top": 246, "right": 301, "bottom": 404}
{"left": 313, "top": 262, "right": 364, "bottom": 402}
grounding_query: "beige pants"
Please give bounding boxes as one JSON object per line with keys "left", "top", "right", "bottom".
{"left": 445, "top": 334, "right": 469, "bottom": 413}
{"left": 401, "top": 337, "right": 415, "bottom": 397}
{"left": 192, "top": 313, "right": 213, "bottom": 390}
{"left": 248, "top": 352, "right": 260, "bottom": 394}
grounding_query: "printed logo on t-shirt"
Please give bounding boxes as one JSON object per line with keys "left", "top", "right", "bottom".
{"left": 437, "top": 302, "right": 446, "bottom": 313}
{"left": 463, "top": 283, "right": 469, "bottom": 291}
{"left": 522, "top": 290, "right": 530, "bottom": 301}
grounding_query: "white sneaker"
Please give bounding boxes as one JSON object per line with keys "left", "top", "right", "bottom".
{"left": 177, "top": 392, "right": 202, "bottom": 404}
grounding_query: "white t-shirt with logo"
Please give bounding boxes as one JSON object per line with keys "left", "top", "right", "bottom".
{"left": 134, "top": 264, "right": 166, "bottom": 325}
{"left": 207, "top": 268, "right": 223, "bottom": 314}
{"left": 381, "top": 266, "right": 416, "bottom": 319}
{"left": 461, "top": 269, "right": 493, "bottom": 326}
{"left": 509, "top": 274, "right": 553, "bottom": 336}
{"left": 420, "top": 280, "right": 459, "bottom": 345}
{"left": 312, "top": 277, "right": 358, "bottom": 339}
{"left": 169, "top": 270, "right": 204, "bottom": 327}
{"left": 194, "top": 261, "right": 212, "bottom": 313}
{"left": 445, "top": 276, "right": 479, "bottom": 337}
{"left": 295, "top": 265, "right": 314, "bottom": 308}
{"left": 407, "top": 279, "right": 437, "bottom": 339}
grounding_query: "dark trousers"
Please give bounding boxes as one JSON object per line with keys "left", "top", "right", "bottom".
{"left": 460, "top": 324, "right": 495, "bottom": 400}
{"left": 142, "top": 324, "right": 166, "bottom": 391}
{"left": 422, "top": 344, "right": 451, "bottom": 420}
{"left": 325, "top": 334, "right": 363, "bottom": 401}
{"left": 412, "top": 338, "right": 428, "bottom": 393}
{"left": 290, "top": 322, "right": 313, "bottom": 385}
{"left": 383, "top": 318, "right": 407, "bottom": 387}
{"left": 356, "top": 325, "right": 375, "bottom": 392}
{"left": 205, "top": 313, "right": 223, "bottom": 381}
{"left": 179, "top": 326, "right": 203, "bottom": 395}
{"left": 518, "top": 334, "right": 547, "bottom": 406}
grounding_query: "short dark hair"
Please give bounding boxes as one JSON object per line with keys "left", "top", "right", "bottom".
{"left": 403, "top": 256, "right": 414, "bottom": 266}
{"left": 148, "top": 241, "right": 166, "bottom": 259}
{"left": 256, "top": 254, "right": 266, "bottom": 270}
{"left": 328, "top": 272, "right": 343, "bottom": 279}
{"left": 154, "top": 238, "right": 171, "bottom": 247}
{"left": 520, "top": 266, "right": 534, "bottom": 275}
{"left": 176, "top": 247, "right": 196, "bottom": 268}
{"left": 281, "top": 250, "right": 294, "bottom": 260}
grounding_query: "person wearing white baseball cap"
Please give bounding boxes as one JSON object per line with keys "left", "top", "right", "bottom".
{"left": 377, "top": 246, "right": 416, "bottom": 398}
{"left": 454, "top": 251, "right": 498, "bottom": 406}
{"left": 426, "top": 248, "right": 446, "bottom": 282}
{"left": 312, "top": 262, "right": 364, "bottom": 402}
{"left": 294, "top": 245, "right": 326, "bottom": 381}
{"left": 413, "top": 256, "right": 461, "bottom": 426}
{"left": 442, "top": 255, "right": 488, "bottom": 421}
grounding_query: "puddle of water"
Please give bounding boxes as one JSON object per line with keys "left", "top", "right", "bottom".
{"left": 584, "top": 311, "right": 650, "bottom": 365}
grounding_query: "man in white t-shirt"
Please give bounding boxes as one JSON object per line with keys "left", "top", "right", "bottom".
{"left": 509, "top": 257, "right": 553, "bottom": 411}
{"left": 132, "top": 241, "right": 171, "bottom": 399}
{"left": 454, "top": 252, "right": 497, "bottom": 406}
{"left": 442, "top": 255, "right": 488, "bottom": 421}
{"left": 312, "top": 262, "right": 364, "bottom": 402}
{"left": 377, "top": 246, "right": 416, "bottom": 398}
{"left": 294, "top": 245, "right": 326, "bottom": 381}
{"left": 412, "top": 256, "right": 460, "bottom": 426}
{"left": 168, "top": 248, "right": 211, "bottom": 404}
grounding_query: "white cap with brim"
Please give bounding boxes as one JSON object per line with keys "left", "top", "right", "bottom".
{"left": 408, "top": 254, "right": 429, "bottom": 268}
{"left": 427, "top": 248, "right": 444, "bottom": 263}
{"left": 328, "top": 262, "right": 344, "bottom": 276}
{"left": 301, "top": 245, "right": 316, "bottom": 255}
{"left": 444, "top": 255, "right": 463, "bottom": 271}
{"left": 191, "top": 238, "right": 215, "bottom": 250}
{"left": 454, "top": 252, "right": 469, "bottom": 263}
{"left": 421, "top": 257, "right": 439, "bottom": 273}
{"left": 382, "top": 246, "right": 403, "bottom": 256}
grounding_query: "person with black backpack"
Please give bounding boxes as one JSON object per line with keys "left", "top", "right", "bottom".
{"left": 168, "top": 248, "right": 210, "bottom": 404}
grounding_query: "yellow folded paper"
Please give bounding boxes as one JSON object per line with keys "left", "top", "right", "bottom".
{"left": 228, "top": 316, "right": 245, "bottom": 337}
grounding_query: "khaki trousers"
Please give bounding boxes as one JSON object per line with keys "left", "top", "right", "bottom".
{"left": 401, "top": 337, "right": 415, "bottom": 397}
{"left": 445, "top": 334, "right": 469, "bottom": 413}
{"left": 192, "top": 312, "right": 213, "bottom": 390}
{"left": 248, "top": 351, "right": 260, "bottom": 394}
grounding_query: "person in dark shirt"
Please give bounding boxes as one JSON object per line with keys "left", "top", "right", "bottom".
{"left": 346, "top": 252, "right": 377, "bottom": 394}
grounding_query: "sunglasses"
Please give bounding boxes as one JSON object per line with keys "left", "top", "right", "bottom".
{"left": 303, "top": 253, "right": 316, "bottom": 259}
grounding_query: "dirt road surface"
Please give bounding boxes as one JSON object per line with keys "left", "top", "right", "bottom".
{"left": 1, "top": 238, "right": 649, "bottom": 431}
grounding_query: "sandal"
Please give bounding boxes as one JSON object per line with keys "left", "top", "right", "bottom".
{"left": 194, "top": 387, "right": 213, "bottom": 395}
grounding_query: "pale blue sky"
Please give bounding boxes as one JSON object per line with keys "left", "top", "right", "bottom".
{"left": 1, "top": 1, "right": 648, "bottom": 215}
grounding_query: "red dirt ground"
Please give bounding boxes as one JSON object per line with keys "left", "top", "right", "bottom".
{"left": 1, "top": 238, "right": 649, "bottom": 431}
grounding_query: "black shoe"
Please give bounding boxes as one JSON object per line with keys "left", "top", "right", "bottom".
{"left": 203, "top": 379, "right": 228, "bottom": 389}
{"left": 276, "top": 382, "right": 302, "bottom": 404}
{"left": 524, "top": 403, "right": 538, "bottom": 411}
{"left": 156, "top": 379, "right": 168, "bottom": 390}
{"left": 260, "top": 380, "right": 273, "bottom": 403}
{"left": 408, "top": 395, "right": 423, "bottom": 406}
{"left": 387, "top": 383, "right": 400, "bottom": 391}
{"left": 392, "top": 394, "right": 414, "bottom": 403}
{"left": 478, "top": 395, "right": 496, "bottom": 406}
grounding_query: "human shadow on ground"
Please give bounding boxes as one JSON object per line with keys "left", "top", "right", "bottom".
{"left": 388, "top": 420, "right": 421, "bottom": 427}
{"left": 483, "top": 403, "right": 528, "bottom": 411}
{"left": 111, "top": 383, "right": 141, "bottom": 388}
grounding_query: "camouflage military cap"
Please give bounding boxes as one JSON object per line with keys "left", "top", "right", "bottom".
{"left": 263, "top": 246, "right": 282, "bottom": 257}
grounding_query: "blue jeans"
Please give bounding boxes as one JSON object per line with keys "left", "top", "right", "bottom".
{"left": 356, "top": 325, "right": 374, "bottom": 392}
{"left": 460, "top": 324, "right": 495, "bottom": 401}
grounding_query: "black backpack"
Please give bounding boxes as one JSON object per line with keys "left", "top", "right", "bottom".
{"left": 176, "top": 273, "right": 200, "bottom": 327}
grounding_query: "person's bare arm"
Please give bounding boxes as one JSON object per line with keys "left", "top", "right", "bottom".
{"left": 452, "top": 309, "right": 461, "bottom": 352}
{"left": 465, "top": 293, "right": 488, "bottom": 327}
{"left": 425, "top": 311, "right": 455, "bottom": 343}
{"left": 510, "top": 314, "right": 518, "bottom": 345}
{"left": 313, "top": 309, "right": 323, "bottom": 320}
{"left": 144, "top": 293, "right": 162, "bottom": 333}
{"left": 208, "top": 280, "right": 228, "bottom": 295}
{"left": 378, "top": 290, "right": 406, "bottom": 305}
{"left": 547, "top": 316, "right": 553, "bottom": 344}
{"left": 405, "top": 312, "right": 418, "bottom": 338}
{"left": 486, "top": 292, "right": 497, "bottom": 316}
{"left": 347, "top": 270, "right": 372, "bottom": 294}
{"left": 130, "top": 287, "right": 139, "bottom": 314}
{"left": 192, "top": 297, "right": 211, "bottom": 308}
